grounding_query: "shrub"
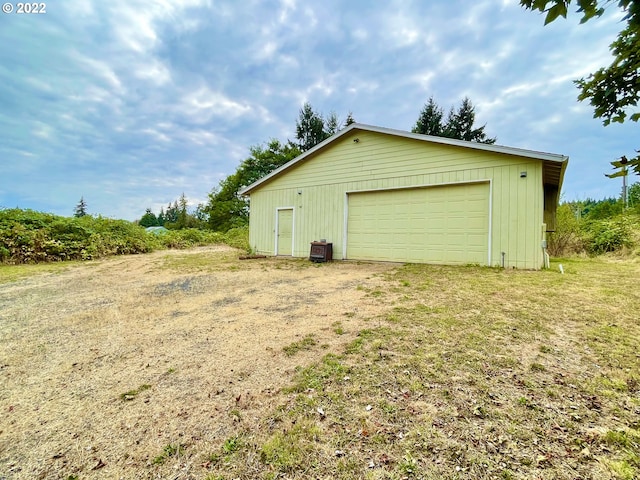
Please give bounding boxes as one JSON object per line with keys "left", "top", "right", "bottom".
{"left": 547, "top": 203, "right": 585, "bottom": 256}
{"left": 0, "top": 208, "right": 253, "bottom": 264}
{"left": 584, "top": 216, "right": 634, "bottom": 255}
{"left": 548, "top": 202, "right": 640, "bottom": 257}
{"left": 221, "top": 226, "right": 250, "bottom": 251}
{"left": 0, "top": 209, "right": 158, "bottom": 264}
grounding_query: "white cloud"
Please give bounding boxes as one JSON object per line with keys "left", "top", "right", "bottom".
{"left": 351, "top": 28, "right": 369, "bottom": 42}
{"left": 255, "top": 41, "right": 279, "bottom": 61}
{"left": 411, "top": 70, "right": 436, "bottom": 92}
{"left": 179, "top": 86, "right": 252, "bottom": 123}
{"left": 385, "top": 12, "right": 421, "bottom": 48}
{"left": 462, "top": 1, "right": 492, "bottom": 36}
{"left": 73, "top": 53, "right": 124, "bottom": 92}
{"left": 181, "top": 129, "right": 223, "bottom": 146}
{"left": 134, "top": 59, "right": 172, "bottom": 86}
{"left": 502, "top": 82, "right": 541, "bottom": 97}
{"left": 142, "top": 128, "right": 171, "bottom": 143}
{"left": 102, "top": 0, "right": 209, "bottom": 53}
{"left": 24, "top": 77, "right": 54, "bottom": 93}
{"left": 278, "top": 0, "right": 297, "bottom": 24}
{"left": 32, "top": 121, "right": 54, "bottom": 139}
{"left": 111, "top": 6, "right": 160, "bottom": 53}
{"left": 346, "top": 80, "right": 379, "bottom": 95}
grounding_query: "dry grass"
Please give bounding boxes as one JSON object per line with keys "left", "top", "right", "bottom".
{"left": 1, "top": 249, "right": 639, "bottom": 479}
{"left": 0, "top": 246, "right": 392, "bottom": 479}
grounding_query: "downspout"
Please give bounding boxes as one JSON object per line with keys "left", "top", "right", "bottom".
{"left": 541, "top": 224, "right": 550, "bottom": 269}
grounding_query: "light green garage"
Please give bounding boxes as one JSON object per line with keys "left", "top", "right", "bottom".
{"left": 240, "top": 124, "right": 568, "bottom": 269}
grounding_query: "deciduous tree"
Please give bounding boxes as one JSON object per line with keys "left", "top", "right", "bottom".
{"left": 139, "top": 208, "right": 158, "bottom": 227}
{"left": 206, "top": 140, "right": 301, "bottom": 231}
{"left": 629, "top": 181, "right": 640, "bottom": 207}
{"left": 521, "top": 0, "right": 639, "bottom": 169}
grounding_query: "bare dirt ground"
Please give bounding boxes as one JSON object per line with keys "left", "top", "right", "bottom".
{"left": 0, "top": 247, "right": 396, "bottom": 479}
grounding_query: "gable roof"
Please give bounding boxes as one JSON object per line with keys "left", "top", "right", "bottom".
{"left": 239, "top": 123, "right": 568, "bottom": 195}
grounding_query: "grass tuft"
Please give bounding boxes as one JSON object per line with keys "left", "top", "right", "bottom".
{"left": 152, "top": 443, "right": 184, "bottom": 465}
{"left": 120, "top": 384, "right": 151, "bottom": 401}
{"left": 283, "top": 334, "right": 318, "bottom": 356}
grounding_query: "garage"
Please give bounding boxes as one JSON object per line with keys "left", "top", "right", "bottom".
{"left": 240, "top": 124, "right": 568, "bottom": 269}
{"left": 346, "top": 182, "right": 490, "bottom": 264}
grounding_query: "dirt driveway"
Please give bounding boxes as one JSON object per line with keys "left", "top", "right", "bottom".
{"left": 0, "top": 247, "right": 396, "bottom": 479}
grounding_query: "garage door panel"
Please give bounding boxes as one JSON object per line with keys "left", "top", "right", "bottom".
{"left": 347, "top": 184, "right": 490, "bottom": 264}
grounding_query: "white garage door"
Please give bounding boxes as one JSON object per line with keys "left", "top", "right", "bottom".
{"left": 347, "top": 183, "right": 490, "bottom": 264}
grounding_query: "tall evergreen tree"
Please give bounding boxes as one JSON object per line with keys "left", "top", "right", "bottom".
{"left": 412, "top": 96, "right": 496, "bottom": 144}
{"left": 295, "top": 102, "right": 328, "bottom": 151}
{"left": 177, "top": 193, "right": 189, "bottom": 229}
{"left": 74, "top": 197, "right": 88, "bottom": 218}
{"left": 344, "top": 112, "right": 356, "bottom": 127}
{"left": 325, "top": 112, "right": 341, "bottom": 137}
{"left": 629, "top": 182, "right": 640, "bottom": 208}
{"left": 165, "top": 201, "right": 179, "bottom": 224}
{"left": 443, "top": 97, "right": 496, "bottom": 144}
{"left": 412, "top": 97, "right": 444, "bottom": 136}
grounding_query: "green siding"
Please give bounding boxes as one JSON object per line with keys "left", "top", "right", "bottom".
{"left": 247, "top": 130, "right": 546, "bottom": 269}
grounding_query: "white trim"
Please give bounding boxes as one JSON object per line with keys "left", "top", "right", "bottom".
{"left": 275, "top": 207, "right": 295, "bottom": 256}
{"left": 488, "top": 180, "right": 493, "bottom": 267}
{"left": 342, "top": 192, "right": 349, "bottom": 260}
{"left": 344, "top": 179, "right": 492, "bottom": 265}
{"left": 239, "top": 123, "right": 568, "bottom": 196}
{"left": 344, "top": 178, "right": 491, "bottom": 195}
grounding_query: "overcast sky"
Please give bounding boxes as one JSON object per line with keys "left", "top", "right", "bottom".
{"left": 1, "top": 0, "right": 637, "bottom": 220}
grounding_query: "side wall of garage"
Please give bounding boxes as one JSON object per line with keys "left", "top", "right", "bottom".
{"left": 247, "top": 130, "right": 544, "bottom": 269}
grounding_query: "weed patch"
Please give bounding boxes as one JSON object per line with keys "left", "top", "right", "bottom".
{"left": 119, "top": 384, "right": 151, "bottom": 401}
{"left": 152, "top": 443, "right": 184, "bottom": 465}
{"left": 283, "top": 334, "right": 318, "bottom": 356}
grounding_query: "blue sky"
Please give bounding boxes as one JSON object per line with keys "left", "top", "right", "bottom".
{"left": 1, "top": 0, "right": 637, "bottom": 220}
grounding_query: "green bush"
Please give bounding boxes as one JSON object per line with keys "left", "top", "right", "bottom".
{"left": 221, "top": 226, "right": 250, "bottom": 251}
{"left": 0, "top": 209, "right": 251, "bottom": 264}
{"left": 547, "top": 203, "right": 584, "bottom": 256}
{"left": 584, "top": 216, "right": 635, "bottom": 254}
{"left": 158, "top": 229, "right": 225, "bottom": 249}
{"left": 549, "top": 201, "right": 640, "bottom": 257}
{"left": 154, "top": 227, "right": 249, "bottom": 252}
{"left": 0, "top": 209, "right": 156, "bottom": 263}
